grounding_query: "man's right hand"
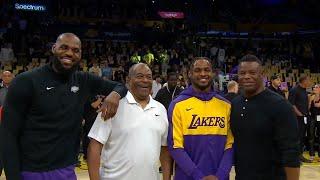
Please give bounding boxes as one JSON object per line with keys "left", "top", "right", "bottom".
{"left": 202, "top": 175, "right": 218, "bottom": 180}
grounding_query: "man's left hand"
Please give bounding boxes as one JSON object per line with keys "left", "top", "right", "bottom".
{"left": 98, "top": 91, "right": 121, "bottom": 120}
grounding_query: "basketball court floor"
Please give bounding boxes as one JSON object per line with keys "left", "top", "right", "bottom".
{"left": 0, "top": 153, "right": 319, "bottom": 179}
{"left": 74, "top": 166, "right": 320, "bottom": 180}
{"left": 75, "top": 152, "right": 320, "bottom": 180}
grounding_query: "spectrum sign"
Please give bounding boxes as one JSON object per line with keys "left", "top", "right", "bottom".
{"left": 15, "top": 3, "right": 47, "bottom": 12}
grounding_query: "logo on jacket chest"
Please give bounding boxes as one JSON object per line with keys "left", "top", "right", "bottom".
{"left": 71, "top": 86, "right": 79, "bottom": 93}
{"left": 188, "top": 114, "right": 225, "bottom": 129}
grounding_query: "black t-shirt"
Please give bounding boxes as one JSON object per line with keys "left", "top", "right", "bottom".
{"left": 268, "top": 85, "right": 285, "bottom": 98}
{"left": 231, "top": 89, "right": 300, "bottom": 180}
{"left": 288, "top": 85, "right": 308, "bottom": 115}
{"left": 154, "top": 86, "right": 183, "bottom": 110}
{"left": 224, "top": 92, "right": 238, "bottom": 101}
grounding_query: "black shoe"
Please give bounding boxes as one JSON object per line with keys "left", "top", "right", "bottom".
{"left": 159, "top": 167, "right": 162, "bottom": 173}
{"left": 301, "top": 156, "right": 312, "bottom": 163}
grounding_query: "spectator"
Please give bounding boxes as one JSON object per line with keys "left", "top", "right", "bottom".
{"left": 113, "top": 66, "right": 126, "bottom": 84}
{"left": 155, "top": 72, "right": 183, "bottom": 110}
{"left": 152, "top": 74, "right": 162, "bottom": 98}
{"left": 289, "top": 75, "right": 313, "bottom": 163}
{"left": 309, "top": 84, "right": 320, "bottom": 162}
{"left": 224, "top": 80, "right": 239, "bottom": 101}
{"left": 269, "top": 75, "right": 285, "bottom": 97}
{"left": 0, "top": 70, "right": 13, "bottom": 106}
{"left": 0, "top": 43, "right": 14, "bottom": 63}
{"left": 89, "top": 62, "right": 102, "bottom": 77}
{"left": 101, "top": 61, "right": 113, "bottom": 80}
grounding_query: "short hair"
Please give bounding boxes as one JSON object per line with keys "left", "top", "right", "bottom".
{"left": 167, "top": 72, "right": 178, "bottom": 79}
{"left": 190, "top": 57, "right": 212, "bottom": 69}
{"left": 153, "top": 74, "right": 161, "bottom": 79}
{"left": 270, "top": 74, "right": 280, "bottom": 81}
{"left": 239, "top": 54, "right": 262, "bottom": 66}
{"left": 227, "top": 80, "right": 238, "bottom": 90}
{"left": 299, "top": 75, "right": 309, "bottom": 83}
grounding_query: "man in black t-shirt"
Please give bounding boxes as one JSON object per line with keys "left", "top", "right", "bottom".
{"left": 155, "top": 72, "right": 182, "bottom": 110}
{"left": 269, "top": 75, "right": 285, "bottom": 98}
{"left": 289, "top": 75, "right": 313, "bottom": 163}
{"left": 231, "top": 55, "right": 300, "bottom": 180}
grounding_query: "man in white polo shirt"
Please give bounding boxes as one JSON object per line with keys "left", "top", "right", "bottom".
{"left": 87, "top": 63, "right": 171, "bottom": 180}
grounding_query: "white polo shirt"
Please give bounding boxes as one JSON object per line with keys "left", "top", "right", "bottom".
{"left": 88, "top": 91, "right": 168, "bottom": 180}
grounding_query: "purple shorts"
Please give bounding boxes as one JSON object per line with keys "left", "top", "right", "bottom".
{"left": 21, "top": 165, "right": 77, "bottom": 180}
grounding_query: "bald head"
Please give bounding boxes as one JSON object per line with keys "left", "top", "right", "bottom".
{"left": 2, "top": 70, "right": 13, "bottom": 86}
{"left": 128, "top": 63, "right": 151, "bottom": 78}
{"left": 128, "top": 63, "right": 153, "bottom": 102}
{"left": 51, "top": 33, "right": 82, "bottom": 74}
{"left": 2, "top": 71, "right": 12, "bottom": 76}
{"left": 56, "top": 33, "right": 81, "bottom": 46}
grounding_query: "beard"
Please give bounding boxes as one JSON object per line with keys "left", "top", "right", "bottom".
{"left": 192, "top": 79, "right": 213, "bottom": 91}
{"left": 51, "top": 56, "right": 79, "bottom": 75}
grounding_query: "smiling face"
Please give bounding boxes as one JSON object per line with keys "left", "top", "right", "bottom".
{"left": 238, "top": 61, "right": 264, "bottom": 96}
{"left": 189, "top": 58, "right": 213, "bottom": 92}
{"left": 128, "top": 64, "right": 153, "bottom": 102}
{"left": 52, "top": 33, "right": 82, "bottom": 74}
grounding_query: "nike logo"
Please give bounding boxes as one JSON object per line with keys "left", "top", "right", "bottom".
{"left": 155, "top": 114, "right": 160, "bottom": 116}
{"left": 186, "top": 108, "right": 193, "bottom": 111}
{"left": 46, "top": 87, "right": 54, "bottom": 90}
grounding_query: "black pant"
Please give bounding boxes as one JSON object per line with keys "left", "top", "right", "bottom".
{"left": 309, "top": 116, "right": 320, "bottom": 157}
{"left": 297, "top": 116, "right": 307, "bottom": 155}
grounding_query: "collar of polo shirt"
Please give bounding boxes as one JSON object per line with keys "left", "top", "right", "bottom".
{"left": 126, "top": 91, "right": 157, "bottom": 110}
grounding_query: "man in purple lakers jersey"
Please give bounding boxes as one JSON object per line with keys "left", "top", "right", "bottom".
{"left": 168, "top": 57, "right": 233, "bottom": 180}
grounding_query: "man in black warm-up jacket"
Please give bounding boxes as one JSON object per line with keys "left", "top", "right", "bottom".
{"left": 0, "top": 33, "right": 127, "bottom": 180}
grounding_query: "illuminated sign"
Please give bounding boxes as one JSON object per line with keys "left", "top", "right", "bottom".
{"left": 158, "top": 11, "right": 184, "bottom": 19}
{"left": 15, "top": 3, "right": 46, "bottom": 11}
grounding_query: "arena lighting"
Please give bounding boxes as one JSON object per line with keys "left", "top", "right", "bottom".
{"left": 15, "top": 3, "right": 46, "bottom": 12}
